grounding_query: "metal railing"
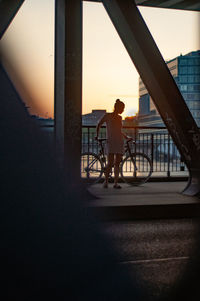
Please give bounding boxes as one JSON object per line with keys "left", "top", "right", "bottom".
{"left": 39, "top": 122, "right": 189, "bottom": 179}
{"left": 82, "top": 125, "right": 189, "bottom": 178}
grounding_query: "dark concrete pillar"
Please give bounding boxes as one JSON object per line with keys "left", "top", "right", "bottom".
{"left": 54, "top": 0, "right": 82, "bottom": 185}
{"left": 102, "top": 0, "right": 200, "bottom": 195}
{"left": 0, "top": 0, "right": 25, "bottom": 39}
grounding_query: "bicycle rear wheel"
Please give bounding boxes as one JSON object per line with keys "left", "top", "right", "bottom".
{"left": 81, "top": 152, "right": 103, "bottom": 184}
{"left": 120, "top": 152, "right": 153, "bottom": 185}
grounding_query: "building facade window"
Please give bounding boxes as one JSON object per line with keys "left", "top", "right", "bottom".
{"left": 194, "top": 66, "right": 200, "bottom": 74}
{"left": 179, "top": 58, "right": 187, "bottom": 65}
{"left": 195, "top": 75, "right": 200, "bottom": 82}
{"left": 179, "top": 75, "right": 187, "bottom": 83}
{"left": 179, "top": 66, "right": 188, "bottom": 74}
{"left": 191, "top": 110, "right": 200, "bottom": 118}
{"left": 194, "top": 58, "right": 200, "bottom": 65}
{"left": 194, "top": 85, "right": 200, "bottom": 91}
{"left": 188, "top": 58, "right": 195, "bottom": 65}
{"left": 188, "top": 85, "right": 195, "bottom": 91}
{"left": 188, "top": 75, "right": 194, "bottom": 83}
{"left": 179, "top": 84, "right": 187, "bottom": 91}
{"left": 188, "top": 66, "right": 195, "bottom": 74}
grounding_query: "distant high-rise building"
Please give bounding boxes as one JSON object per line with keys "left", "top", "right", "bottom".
{"left": 138, "top": 50, "right": 200, "bottom": 127}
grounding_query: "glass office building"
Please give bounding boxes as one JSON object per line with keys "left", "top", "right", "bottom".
{"left": 138, "top": 50, "right": 200, "bottom": 127}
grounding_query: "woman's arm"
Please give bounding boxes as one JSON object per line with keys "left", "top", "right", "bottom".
{"left": 122, "top": 132, "right": 129, "bottom": 140}
{"left": 95, "top": 114, "right": 106, "bottom": 139}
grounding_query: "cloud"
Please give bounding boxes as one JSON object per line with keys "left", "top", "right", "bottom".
{"left": 108, "top": 94, "right": 138, "bottom": 98}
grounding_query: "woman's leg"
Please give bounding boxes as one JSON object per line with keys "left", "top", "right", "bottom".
{"left": 114, "top": 154, "right": 122, "bottom": 186}
{"left": 104, "top": 153, "right": 114, "bottom": 187}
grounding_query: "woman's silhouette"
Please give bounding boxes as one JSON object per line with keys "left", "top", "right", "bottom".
{"left": 96, "top": 99, "right": 128, "bottom": 188}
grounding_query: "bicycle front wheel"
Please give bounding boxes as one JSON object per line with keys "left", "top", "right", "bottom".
{"left": 120, "top": 152, "right": 153, "bottom": 185}
{"left": 81, "top": 152, "right": 103, "bottom": 184}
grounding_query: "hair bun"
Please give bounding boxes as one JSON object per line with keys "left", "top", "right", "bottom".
{"left": 114, "top": 98, "right": 125, "bottom": 111}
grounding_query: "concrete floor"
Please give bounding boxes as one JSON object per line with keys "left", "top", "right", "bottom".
{"left": 86, "top": 182, "right": 200, "bottom": 220}
{"left": 100, "top": 218, "right": 200, "bottom": 301}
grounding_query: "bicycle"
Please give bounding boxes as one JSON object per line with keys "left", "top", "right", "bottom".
{"left": 81, "top": 137, "right": 153, "bottom": 186}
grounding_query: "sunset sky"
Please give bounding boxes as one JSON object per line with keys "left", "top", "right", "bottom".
{"left": 0, "top": 0, "right": 199, "bottom": 119}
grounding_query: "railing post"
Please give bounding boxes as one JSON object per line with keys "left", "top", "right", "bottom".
{"left": 167, "top": 132, "right": 171, "bottom": 177}
{"left": 87, "top": 126, "right": 90, "bottom": 153}
{"left": 151, "top": 133, "right": 154, "bottom": 168}
{"left": 134, "top": 127, "right": 137, "bottom": 153}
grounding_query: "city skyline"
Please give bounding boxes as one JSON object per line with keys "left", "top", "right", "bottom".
{"left": 0, "top": 0, "right": 199, "bottom": 119}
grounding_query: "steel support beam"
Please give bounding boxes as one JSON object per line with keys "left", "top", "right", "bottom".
{"left": 102, "top": 0, "right": 200, "bottom": 195}
{"left": 54, "top": 0, "right": 82, "bottom": 186}
{"left": 0, "top": 0, "right": 25, "bottom": 39}
{"left": 85, "top": 0, "right": 200, "bottom": 11}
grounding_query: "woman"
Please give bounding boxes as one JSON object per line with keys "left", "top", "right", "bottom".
{"left": 96, "top": 99, "right": 128, "bottom": 188}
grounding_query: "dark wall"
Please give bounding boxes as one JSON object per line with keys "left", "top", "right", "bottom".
{"left": 0, "top": 63, "right": 141, "bottom": 300}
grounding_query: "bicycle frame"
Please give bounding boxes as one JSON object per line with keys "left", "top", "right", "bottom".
{"left": 97, "top": 138, "right": 137, "bottom": 172}
{"left": 123, "top": 139, "right": 138, "bottom": 176}
{"left": 97, "top": 139, "right": 107, "bottom": 168}
{"left": 124, "top": 139, "right": 134, "bottom": 157}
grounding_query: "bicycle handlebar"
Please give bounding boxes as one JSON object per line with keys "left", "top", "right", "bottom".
{"left": 126, "top": 137, "right": 137, "bottom": 144}
{"left": 95, "top": 137, "right": 107, "bottom": 142}
{"left": 95, "top": 137, "right": 136, "bottom": 144}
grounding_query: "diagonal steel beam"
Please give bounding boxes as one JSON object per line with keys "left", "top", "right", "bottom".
{"left": 0, "top": 0, "right": 25, "bottom": 39}
{"left": 102, "top": 0, "right": 200, "bottom": 195}
{"left": 170, "top": 0, "right": 200, "bottom": 9}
